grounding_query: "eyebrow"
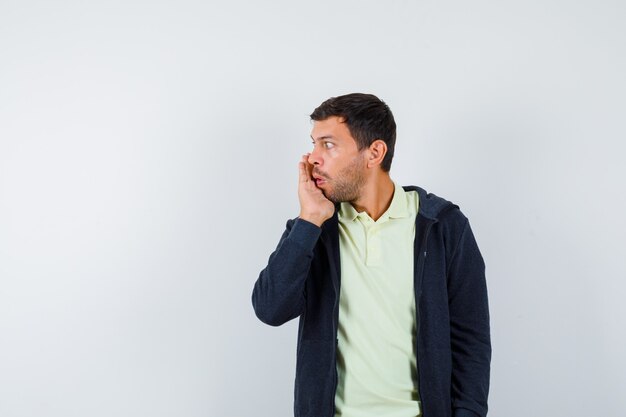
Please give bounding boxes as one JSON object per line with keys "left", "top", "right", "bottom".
{"left": 310, "top": 135, "right": 335, "bottom": 141}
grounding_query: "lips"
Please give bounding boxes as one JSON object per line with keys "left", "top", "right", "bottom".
{"left": 312, "top": 169, "right": 330, "bottom": 187}
{"left": 312, "top": 174, "right": 327, "bottom": 186}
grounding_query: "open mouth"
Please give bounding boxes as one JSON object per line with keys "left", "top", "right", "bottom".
{"left": 313, "top": 174, "right": 327, "bottom": 186}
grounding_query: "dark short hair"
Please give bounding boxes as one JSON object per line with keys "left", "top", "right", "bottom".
{"left": 310, "top": 93, "right": 396, "bottom": 172}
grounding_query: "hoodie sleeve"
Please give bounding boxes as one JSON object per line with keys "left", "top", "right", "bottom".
{"left": 251, "top": 218, "right": 322, "bottom": 326}
{"left": 447, "top": 218, "right": 491, "bottom": 417}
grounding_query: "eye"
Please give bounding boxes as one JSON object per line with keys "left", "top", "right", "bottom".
{"left": 324, "top": 142, "right": 335, "bottom": 149}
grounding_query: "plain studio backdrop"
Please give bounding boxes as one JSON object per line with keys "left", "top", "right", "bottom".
{"left": 1, "top": 1, "right": 625, "bottom": 416}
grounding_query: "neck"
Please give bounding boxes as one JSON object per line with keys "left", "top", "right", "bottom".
{"left": 350, "top": 171, "right": 395, "bottom": 221}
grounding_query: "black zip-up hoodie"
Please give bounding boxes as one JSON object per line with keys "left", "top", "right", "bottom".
{"left": 252, "top": 186, "right": 491, "bottom": 417}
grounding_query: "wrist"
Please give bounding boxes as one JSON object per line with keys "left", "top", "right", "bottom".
{"left": 298, "top": 212, "right": 326, "bottom": 227}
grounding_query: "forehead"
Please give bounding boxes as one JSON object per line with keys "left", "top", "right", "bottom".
{"left": 310, "top": 116, "right": 355, "bottom": 144}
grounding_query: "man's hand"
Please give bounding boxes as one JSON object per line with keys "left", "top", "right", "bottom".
{"left": 298, "top": 154, "right": 335, "bottom": 227}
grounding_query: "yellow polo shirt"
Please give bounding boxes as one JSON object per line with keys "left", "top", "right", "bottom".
{"left": 334, "top": 184, "right": 421, "bottom": 417}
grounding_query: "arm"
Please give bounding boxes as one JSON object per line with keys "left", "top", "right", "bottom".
{"left": 251, "top": 218, "right": 321, "bottom": 326}
{"left": 252, "top": 154, "right": 335, "bottom": 326}
{"left": 447, "top": 218, "right": 491, "bottom": 417}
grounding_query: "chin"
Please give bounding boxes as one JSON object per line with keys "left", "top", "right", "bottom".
{"left": 321, "top": 190, "right": 334, "bottom": 202}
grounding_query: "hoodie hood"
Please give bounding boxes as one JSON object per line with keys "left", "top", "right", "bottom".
{"left": 403, "top": 185, "right": 457, "bottom": 220}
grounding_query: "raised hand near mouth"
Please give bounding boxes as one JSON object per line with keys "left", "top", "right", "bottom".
{"left": 298, "top": 154, "right": 335, "bottom": 227}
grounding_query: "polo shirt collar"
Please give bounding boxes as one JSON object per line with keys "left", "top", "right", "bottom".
{"left": 338, "top": 181, "right": 410, "bottom": 222}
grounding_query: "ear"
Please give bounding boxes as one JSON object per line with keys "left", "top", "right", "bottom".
{"left": 366, "top": 140, "right": 388, "bottom": 169}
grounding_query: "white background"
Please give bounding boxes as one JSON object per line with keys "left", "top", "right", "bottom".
{"left": 1, "top": 1, "right": 625, "bottom": 416}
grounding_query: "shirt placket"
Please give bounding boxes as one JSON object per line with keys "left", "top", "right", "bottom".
{"left": 359, "top": 214, "right": 382, "bottom": 266}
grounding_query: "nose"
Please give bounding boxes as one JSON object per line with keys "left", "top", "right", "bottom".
{"left": 308, "top": 147, "right": 322, "bottom": 166}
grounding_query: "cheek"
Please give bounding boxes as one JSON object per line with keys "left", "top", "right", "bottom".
{"left": 319, "top": 151, "right": 337, "bottom": 168}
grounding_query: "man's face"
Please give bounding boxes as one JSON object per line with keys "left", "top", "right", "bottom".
{"left": 309, "top": 116, "right": 367, "bottom": 203}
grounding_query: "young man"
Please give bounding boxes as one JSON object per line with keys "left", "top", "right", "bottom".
{"left": 252, "top": 93, "right": 491, "bottom": 417}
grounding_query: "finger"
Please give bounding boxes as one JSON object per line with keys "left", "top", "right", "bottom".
{"left": 304, "top": 154, "right": 314, "bottom": 179}
{"left": 299, "top": 158, "right": 309, "bottom": 183}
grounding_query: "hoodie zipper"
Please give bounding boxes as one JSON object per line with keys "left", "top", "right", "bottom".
{"left": 414, "top": 218, "right": 436, "bottom": 412}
